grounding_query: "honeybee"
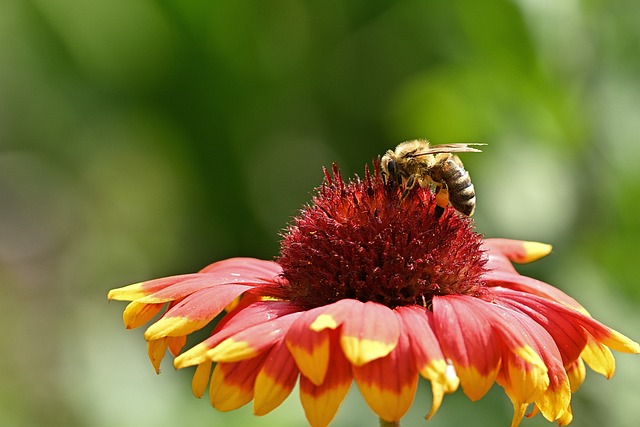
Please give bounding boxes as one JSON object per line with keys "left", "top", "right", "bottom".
{"left": 380, "top": 139, "right": 484, "bottom": 216}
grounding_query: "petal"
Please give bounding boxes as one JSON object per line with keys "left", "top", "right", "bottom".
{"left": 286, "top": 305, "right": 333, "bottom": 386}
{"left": 433, "top": 296, "right": 501, "bottom": 400}
{"left": 253, "top": 339, "right": 299, "bottom": 416}
{"left": 167, "top": 335, "right": 187, "bottom": 356}
{"left": 494, "top": 287, "right": 589, "bottom": 365}
{"left": 175, "top": 301, "right": 301, "bottom": 368}
{"left": 353, "top": 329, "right": 418, "bottom": 422}
{"left": 339, "top": 301, "right": 400, "bottom": 366}
{"left": 395, "top": 305, "right": 458, "bottom": 418}
{"left": 199, "top": 257, "right": 282, "bottom": 279}
{"left": 299, "top": 337, "right": 352, "bottom": 427}
{"left": 483, "top": 238, "right": 552, "bottom": 264}
{"left": 147, "top": 339, "right": 169, "bottom": 374}
{"left": 493, "top": 304, "right": 570, "bottom": 423}
{"left": 484, "top": 270, "right": 585, "bottom": 312}
{"left": 556, "top": 404, "right": 573, "bottom": 426}
{"left": 122, "top": 301, "right": 163, "bottom": 329}
{"left": 145, "top": 335, "right": 187, "bottom": 372}
{"left": 107, "top": 274, "right": 201, "bottom": 301}
{"left": 136, "top": 280, "right": 256, "bottom": 304}
{"left": 433, "top": 295, "right": 545, "bottom": 401}
{"left": 143, "top": 284, "right": 253, "bottom": 340}
{"left": 209, "top": 353, "right": 268, "bottom": 411}
{"left": 207, "top": 312, "right": 302, "bottom": 363}
{"left": 507, "top": 401, "right": 528, "bottom": 427}
{"left": 192, "top": 360, "right": 213, "bottom": 398}
{"left": 284, "top": 299, "right": 401, "bottom": 367}
{"left": 496, "top": 287, "right": 640, "bottom": 356}
{"left": 580, "top": 336, "right": 615, "bottom": 378}
{"left": 565, "top": 359, "right": 586, "bottom": 392}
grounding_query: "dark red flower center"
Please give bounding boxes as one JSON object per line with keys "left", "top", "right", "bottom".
{"left": 273, "top": 163, "right": 488, "bottom": 309}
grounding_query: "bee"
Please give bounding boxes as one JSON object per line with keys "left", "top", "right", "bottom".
{"left": 380, "top": 139, "right": 484, "bottom": 216}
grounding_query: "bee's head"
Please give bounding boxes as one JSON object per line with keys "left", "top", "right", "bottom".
{"left": 380, "top": 151, "right": 399, "bottom": 185}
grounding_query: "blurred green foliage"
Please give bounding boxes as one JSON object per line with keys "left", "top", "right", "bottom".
{"left": 1, "top": 1, "right": 639, "bottom": 426}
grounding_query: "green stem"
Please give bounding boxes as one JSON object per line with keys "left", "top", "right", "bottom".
{"left": 379, "top": 418, "right": 399, "bottom": 427}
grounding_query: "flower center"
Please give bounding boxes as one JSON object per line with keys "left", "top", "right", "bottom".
{"left": 274, "top": 164, "right": 487, "bottom": 309}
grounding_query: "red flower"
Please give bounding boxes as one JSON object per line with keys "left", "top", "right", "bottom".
{"left": 108, "top": 164, "right": 639, "bottom": 427}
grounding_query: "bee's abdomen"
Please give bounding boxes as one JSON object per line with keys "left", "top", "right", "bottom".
{"left": 443, "top": 159, "right": 476, "bottom": 216}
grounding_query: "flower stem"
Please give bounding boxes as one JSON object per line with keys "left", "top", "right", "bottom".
{"left": 379, "top": 418, "right": 400, "bottom": 427}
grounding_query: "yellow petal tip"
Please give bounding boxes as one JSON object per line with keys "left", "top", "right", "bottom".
{"left": 107, "top": 283, "right": 147, "bottom": 301}
{"left": 520, "top": 241, "right": 552, "bottom": 263}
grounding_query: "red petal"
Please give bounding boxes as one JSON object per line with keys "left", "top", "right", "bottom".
{"left": 483, "top": 239, "right": 552, "bottom": 264}
{"left": 175, "top": 301, "right": 300, "bottom": 368}
{"left": 483, "top": 270, "right": 584, "bottom": 311}
{"left": 285, "top": 305, "right": 334, "bottom": 386}
{"left": 253, "top": 339, "right": 299, "bottom": 415}
{"left": 137, "top": 279, "right": 260, "bottom": 304}
{"left": 208, "top": 311, "right": 302, "bottom": 362}
{"left": 433, "top": 296, "right": 501, "bottom": 400}
{"left": 209, "top": 353, "right": 268, "bottom": 411}
{"left": 299, "top": 336, "right": 352, "bottom": 427}
{"left": 495, "top": 287, "right": 588, "bottom": 365}
{"left": 108, "top": 274, "right": 201, "bottom": 301}
{"left": 339, "top": 301, "right": 400, "bottom": 366}
{"left": 143, "top": 284, "right": 252, "bottom": 340}
{"left": 496, "top": 287, "right": 640, "bottom": 354}
{"left": 433, "top": 295, "right": 545, "bottom": 401}
{"left": 199, "top": 257, "right": 282, "bottom": 280}
{"left": 395, "top": 305, "right": 458, "bottom": 418}
{"left": 353, "top": 329, "right": 418, "bottom": 422}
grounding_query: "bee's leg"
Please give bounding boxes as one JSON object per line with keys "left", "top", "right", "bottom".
{"left": 434, "top": 184, "right": 449, "bottom": 218}
{"left": 400, "top": 174, "right": 419, "bottom": 201}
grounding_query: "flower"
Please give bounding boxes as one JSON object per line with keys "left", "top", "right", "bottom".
{"left": 108, "top": 163, "right": 639, "bottom": 427}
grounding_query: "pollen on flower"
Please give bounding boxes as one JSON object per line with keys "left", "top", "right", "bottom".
{"left": 273, "top": 163, "right": 488, "bottom": 309}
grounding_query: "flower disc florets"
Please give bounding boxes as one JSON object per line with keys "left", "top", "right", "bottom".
{"left": 276, "top": 163, "right": 488, "bottom": 309}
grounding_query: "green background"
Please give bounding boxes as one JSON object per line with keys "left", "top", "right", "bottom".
{"left": 1, "top": 1, "right": 638, "bottom": 426}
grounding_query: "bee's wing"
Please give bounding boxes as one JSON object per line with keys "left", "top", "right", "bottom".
{"left": 408, "top": 143, "right": 485, "bottom": 157}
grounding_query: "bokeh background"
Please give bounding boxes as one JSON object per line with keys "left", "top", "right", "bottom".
{"left": 1, "top": 1, "right": 639, "bottom": 426}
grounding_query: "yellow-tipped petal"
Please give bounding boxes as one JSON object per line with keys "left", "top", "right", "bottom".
{"left": 174, "top": 341, "right": 210, "bottom": 368}
{"left": 286, "top": 331, "right": 330, "bottom": 386}
{"left": 341, "top": 336, "right": 397, "bottom": 367}
{"left": 147, "top": 339, "right": 168, "bottom": 374}
{"left": 300, "top": 380, "right": 349, "bottom": 427}
{"left": 192, "top": 361, "right": 213, "bottom": 398}
{"left": 566, "top": 359, "right": 586, "bottom": 392}
{"left": 253, "top": 373, "right": 293, "bottom": 416}
{"left": 581, "top": 339, "right": 615, "bottom": 378}
{"left": 426, "top": 382, "right": 444, "bottom": 420}
{"left": 123, "top": 301, "right": 163, "bottom": 329}
{"left": 600, "top": 329, "right": 640, "bottom": 354}
{"left": 501, "top": 359, "right": 549, "bottom": 405}
{"left": 422, "top": 360, "right": 459, "bottom": 419}
{"left": 253, "top": 340, "right": 299, "bottom": 416}
{"left": 144, "top": 315, "right": 210, "bottom": 340}
{"left": 210, "top": 365, "right": 254, "bottom": 411}
{"left": 208, "top": 338, "right": 260, "bottom": 363}
{"left": 167, "top": 335, "right": 187, "bottom": 356}
{"left": 557, "top": 405, "right": 573, "bottom": 426}
{"left": 535, "top": 381, "right": 571, "bottom": 423}
{"left": 310, "top": 313, "right": 339, "bottom": 331}
{"left": 356, "top": 378, "right": 417, "bottom": 423}
{"left": 209, "top": 356, "right": 266, "bottom": 412}
{"left": 456, "top": 364, "right": 500, "bottom": 401}
{"left": 520, "top": 241, "right": 553, "bottom": 263}
{"left": 108, "top": 282, "right": 147, "bottom": 301}
{"left": 299, "top": 345, "right": 352, "bottom": 427}
{"left": 508, "top": 399, "right": 528, "bottom": 427}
